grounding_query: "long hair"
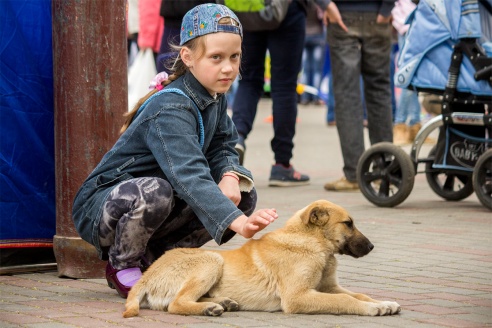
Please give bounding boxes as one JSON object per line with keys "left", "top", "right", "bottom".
{"left": 121, "top": 17, "right": 238, "bottom": 133}
{"left": 120, "top": 45, "right": 191, "bottom": 133}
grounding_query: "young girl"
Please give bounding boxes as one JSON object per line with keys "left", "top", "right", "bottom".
{"left": 72, "top": 4, "right": 278, "bottom": 298}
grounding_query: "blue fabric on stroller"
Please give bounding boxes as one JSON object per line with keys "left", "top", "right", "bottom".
{"left": 354, "top": 1, "right": 492, "bottom": 208}
{"left": 395, "top": 0, "right": 492, "bottom": 174}
{"left": 395, "top": 0, "right": 492, "bottom": 96}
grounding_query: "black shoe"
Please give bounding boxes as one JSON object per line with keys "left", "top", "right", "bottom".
{"left": 269, "top": 164, "right": 310, "bottom": 187}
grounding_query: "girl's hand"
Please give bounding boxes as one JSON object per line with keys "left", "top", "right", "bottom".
{"left": 229, "top": 209, "right": 278, "bottom": 239}
{"left": 218, "top": 173, "right": 241, "bottom": 205}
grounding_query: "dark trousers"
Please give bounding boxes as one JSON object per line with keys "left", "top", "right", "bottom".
{"left": 231, "top": 1, "right": 306, "bottom": 165}
{"left": 327, "top": 12, "right": 394, "bottom": 181}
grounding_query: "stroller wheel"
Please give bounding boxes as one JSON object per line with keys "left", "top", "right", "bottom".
{"left": 356, "top": 142, "right": 415, "bottom": 207}
{"left": 425, "top": 146, "right": 474, "bottom": 201}
{"left": 473, "top": 149, "right": 492, "bottom": 210}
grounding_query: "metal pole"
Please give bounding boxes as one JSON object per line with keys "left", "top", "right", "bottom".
{"left": 52, "top": 0, "right": 127, "bottom": 278}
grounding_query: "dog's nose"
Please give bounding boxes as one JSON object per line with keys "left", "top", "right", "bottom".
{"left": 368, "top": 243, "right": 374, "bottom": 251}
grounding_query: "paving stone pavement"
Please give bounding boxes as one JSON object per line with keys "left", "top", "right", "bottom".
{"left": 1, "top": 99, "right": 491, "bottom": 328}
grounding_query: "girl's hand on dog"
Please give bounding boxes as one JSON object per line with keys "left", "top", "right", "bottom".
{"left": 229, "top": 209, "right": 278, "bottom": 238}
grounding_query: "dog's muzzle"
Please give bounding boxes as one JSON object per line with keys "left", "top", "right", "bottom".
{"left": 340, "top": 234, "right": 374, "bottom": 258}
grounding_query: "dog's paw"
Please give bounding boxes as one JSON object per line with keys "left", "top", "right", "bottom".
{"left": 220, "top": 298, "right": 239, "bottom": 312}
{"left": 366, "top": 303, "right": 384, "bottom": 316}
{"left": 366, "top": 302, "right": 401, "bottom": 316}
{"left": 380, "top": 301, "right": 401, "bottom": 315}
{"left": 203, "top": 304, "right": 224, "bottom": 316}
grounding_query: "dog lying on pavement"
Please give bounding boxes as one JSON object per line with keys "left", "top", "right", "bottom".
{"left": 123, "top": 199, "right": 401, "bottom": 317}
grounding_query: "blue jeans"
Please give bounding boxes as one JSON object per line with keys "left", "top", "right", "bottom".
{"left": 395, "top": 88, "right": 421, "bottom": 126}
{"left": 323, "top": 45, "right": 336, "bottom": 122}
{"left": 231, "top": 1, "right": 306, "bottom": 165}
{"left": 327, "top": 12, "right": 393, "bottom": 181}
{"left": 300, "top": 32, "right": 326, "bottom": 103}
{"left": 226, "top": 78, "right": 239, "bottom": 109}
{"left": 326, "top": 73, "right": 336, "bottom": 122}
{"left": 394, "top": 35, "right": 421, "bottom": 126}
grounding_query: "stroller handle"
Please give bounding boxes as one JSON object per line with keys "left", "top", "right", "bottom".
{"left": 474, "top": 65, "right": 492, "bottom": 83}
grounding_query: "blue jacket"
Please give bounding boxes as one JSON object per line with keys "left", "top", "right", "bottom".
{"left": 72, "top": 71, "right": 253, "bottom": 256}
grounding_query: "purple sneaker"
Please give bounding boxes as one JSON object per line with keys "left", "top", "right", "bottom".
{"left": 106, "top": 262, "right": 142, "bottom": 298}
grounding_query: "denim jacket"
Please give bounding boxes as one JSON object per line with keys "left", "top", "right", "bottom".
{"left": 72, "top": 71, "right": 254, "bottom": 255}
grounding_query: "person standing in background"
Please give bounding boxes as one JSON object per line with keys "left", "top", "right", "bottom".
{"left": 156, "top": 0, "right": 209, "bottom": 73}
{"left": 137, "top": 0, "right": 164, "bottom": 65}
{"left": 392, "top": 0, "right": 422, "bottom": 145}
{"left": 323, "top": 0, "right": 395, "bottom": 192}
{"left": 232, "top": 0, "right": 331, "bottom": 187}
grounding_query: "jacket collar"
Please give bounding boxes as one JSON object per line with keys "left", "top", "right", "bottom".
{"left": 183, "top": 71, "right": 223, "bottom": 111}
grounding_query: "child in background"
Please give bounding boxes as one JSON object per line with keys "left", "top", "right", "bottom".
{"left": 392, "top": 0, "right": 422, "bottom": 145}
{"left": 72, "top": 4, "right": 278, "bottom": 299}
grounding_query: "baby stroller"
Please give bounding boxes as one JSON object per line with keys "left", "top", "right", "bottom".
{"left": 356, "top": 0, "right": 492, "bottom": 210}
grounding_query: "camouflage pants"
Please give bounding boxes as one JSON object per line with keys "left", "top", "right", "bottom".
{"left": 98, "top": 177, "right": 256, "bottom": 270}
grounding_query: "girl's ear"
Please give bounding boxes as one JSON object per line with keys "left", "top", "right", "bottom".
{"left": 180, "top": 47, "right": 193, "bottom": 68}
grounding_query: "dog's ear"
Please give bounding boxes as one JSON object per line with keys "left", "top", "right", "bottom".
{"left": 301, "top": 206, "right": 330, "bottom": 226}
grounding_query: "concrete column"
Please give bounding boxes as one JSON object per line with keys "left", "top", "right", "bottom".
{"left": 52, "top": 0, "right": 127, "bottom": 278}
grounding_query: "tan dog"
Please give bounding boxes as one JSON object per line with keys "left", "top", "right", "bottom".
{"left": 123, "top": 200, "right": 401, "bottom": 317}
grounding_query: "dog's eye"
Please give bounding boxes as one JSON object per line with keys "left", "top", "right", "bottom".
{"left": 343, "top": 221, "right": 353, "bottom": 228}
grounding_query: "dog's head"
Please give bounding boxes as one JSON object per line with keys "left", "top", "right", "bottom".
{"left": 298, "top": 200, "right": 374, "bottom": 258}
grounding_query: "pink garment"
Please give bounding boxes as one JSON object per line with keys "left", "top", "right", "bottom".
{"left": 392, "top": 0, "right": 416, "bottom": 36}
{"left": 138, "top": 0, "right": 164, "bottom": 53}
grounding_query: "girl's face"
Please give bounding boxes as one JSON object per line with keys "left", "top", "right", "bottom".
{"left": 182, "top": 33, "right": 242, "bottom": 97}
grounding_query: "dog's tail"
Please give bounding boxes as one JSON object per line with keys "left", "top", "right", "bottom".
{"left": 122, "top": 282, "right": 144, "bottom": 318}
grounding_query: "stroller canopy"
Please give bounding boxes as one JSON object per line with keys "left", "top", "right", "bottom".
{"left": 395, "top": 0, "right": 492, "bottom": 96}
